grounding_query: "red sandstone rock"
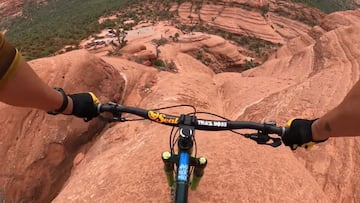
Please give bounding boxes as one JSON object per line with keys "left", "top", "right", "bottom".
{"left": 1, "top": 1, "right": 360, "bottom": 203}
{"left": 0, "top": 50, "right": 125, "bottom": 202}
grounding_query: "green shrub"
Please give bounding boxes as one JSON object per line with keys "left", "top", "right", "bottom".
{"left": 244, "top": 59, "right": 260, "bottom": 69}
{"left": 152, "top": 37, "right": 168, "bottom": 46}
{"left": 260, "top": 4, "right": 269, "bottom": 16}
{"left": 154, "top": 59, "right": 166, "bottom": 67}
{"left": 290, "top": 0, "right": 358, "bottom": 13}
{"left": 2, "top": 0, "right": 138, "bottom": 60}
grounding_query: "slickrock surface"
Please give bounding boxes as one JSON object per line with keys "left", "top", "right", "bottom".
{"left": 54, "top": 9, "right": 360, "bottom": 203}
{"left": 0, "top": 51, "right": 125, "bottom": 202}
{"left": 1, "top": 1, "right": 360, "bottom": 202}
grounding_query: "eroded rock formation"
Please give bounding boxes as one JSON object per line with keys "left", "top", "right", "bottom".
{"left": 1, "top": 1, "right": 360, "bottom": 202}
{"left": 0, "top": 50, "right": 125, "bottom": 202}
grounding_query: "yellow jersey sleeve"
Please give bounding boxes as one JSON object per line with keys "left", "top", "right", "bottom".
{"left": 0, "top": 33, "right": 22, "bottom": 88}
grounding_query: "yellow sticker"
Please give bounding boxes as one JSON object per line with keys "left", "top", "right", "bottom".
{"left": 148, "top": 111, "right": 160, "bottom": 120}
{"left": 148, "top": 111, "right": 179, "bottom": 124}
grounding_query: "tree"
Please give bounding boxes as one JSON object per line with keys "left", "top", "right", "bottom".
{"left": 109, "top": 25, "right": 128, "bottom": 56}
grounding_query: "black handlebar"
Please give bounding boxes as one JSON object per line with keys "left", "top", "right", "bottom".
{"left": 96, "top": 102, "right": 288, "bottom": 137}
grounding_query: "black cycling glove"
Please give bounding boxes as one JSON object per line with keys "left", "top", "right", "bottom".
{"left": 282, "top": 119, "right": 328, "bottom": 150}
{"left": 69, "top": 92, "right": 100, "bottom": 121}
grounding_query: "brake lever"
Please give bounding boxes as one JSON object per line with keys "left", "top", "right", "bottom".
{"left": 97, "top": 115, "right": 126, "bottom": 122}
{"left": 244, "top": 132, "right": 282, "bottom": 148}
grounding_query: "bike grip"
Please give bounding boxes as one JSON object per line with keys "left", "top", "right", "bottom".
{"left": 95, "top": 103, "right": 101, "bottom": 113}
{"left": 97, "top": 103, "right": 113, "bottom": 113}
{"left": 283, "top": 126, "right": 290, "bottom": 137}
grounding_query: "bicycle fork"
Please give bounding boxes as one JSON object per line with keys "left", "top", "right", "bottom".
{"left": 190, "top": 156, "right": 207, "bottom": 190}
{"left": 162, "top": 152, "right": 207, "bottom": 190}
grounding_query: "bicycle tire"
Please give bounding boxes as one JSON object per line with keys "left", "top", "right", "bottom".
{"left": 170, "top": 184, "right": 176, "bottom": 203}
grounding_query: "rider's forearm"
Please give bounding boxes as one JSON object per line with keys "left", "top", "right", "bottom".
{"left": 0, "top": 58, "right": 73, "bottom": 114}
{"left": 312, "top": 80, "right": 360, "bottom": 140}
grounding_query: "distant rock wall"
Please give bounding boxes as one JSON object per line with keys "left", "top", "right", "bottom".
{"left": 240, "top": 9, "right": 360, "bottom": 202}
{"left": 177, "top": 0, "right": 324, "bottom": 43}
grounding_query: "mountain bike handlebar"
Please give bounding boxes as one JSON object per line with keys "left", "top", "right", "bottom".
{"left": 96, "top": 102, "right": 288, "bottom": 137}
{"left": 96, "top": 102, "right": 288, "bottom": 202}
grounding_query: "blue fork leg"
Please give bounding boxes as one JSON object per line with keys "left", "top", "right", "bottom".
{"left": 175, "top": 152, "right": 190, "bottom": 203}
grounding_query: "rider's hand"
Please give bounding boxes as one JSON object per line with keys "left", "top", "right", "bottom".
{"left": 282, "top": 119, "right": 328, "bottom": 150}
{"left": 69, "top": 92, "right": 100, "bottom": 121}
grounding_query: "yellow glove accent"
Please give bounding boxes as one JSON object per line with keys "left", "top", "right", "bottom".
{"left": 302, "top": 142, "right": 315, "bottom": 151}
{"left": 0, "top": 49, "right": 23, "bottom": 89}
{"left": 89, "top": 92, "right": 100, "bottom": 104}
{"left": 285, "top": 118, "right": 295, "bottom": 128}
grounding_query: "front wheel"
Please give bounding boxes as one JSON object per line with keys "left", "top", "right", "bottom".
{"left": 170, "top": 182, "right": 189, "bottom": 203}
{"left": 170, "top": 184, "right": 176, "bottom": 203}
{"left": 174, "top": 182, "right": 189, "bottom": 203}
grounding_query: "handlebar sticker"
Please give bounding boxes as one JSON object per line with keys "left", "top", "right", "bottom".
{"left": 197, "top": 120, "right": 227, "bottom": 127}
{"left": 148, "top": 111, "right": 179, "bottom": 124}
